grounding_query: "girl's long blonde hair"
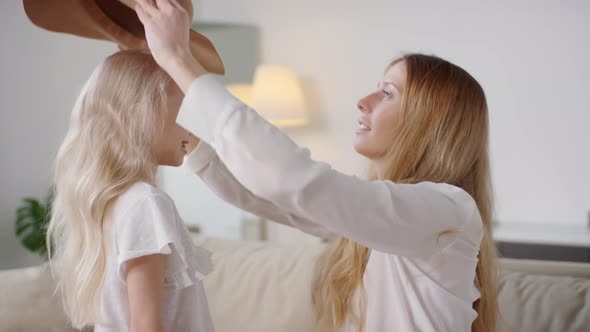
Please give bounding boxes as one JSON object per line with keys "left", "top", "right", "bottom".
{"left": 312, "top": 54, "right": 498, "bottom": 332}
{"left": 46, "top": 50, "right": 173, "bottom": 328}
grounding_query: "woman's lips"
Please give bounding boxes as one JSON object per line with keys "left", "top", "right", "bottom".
{"left": 356, "top": 119, "right": 371, "bottom": 134}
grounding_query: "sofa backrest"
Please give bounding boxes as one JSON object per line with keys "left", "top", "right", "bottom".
{"left": 196, "top": 236, "right": 590, "bottom": 332}
{"left": 1, "top": 236, "right": 589, "bottom": 332}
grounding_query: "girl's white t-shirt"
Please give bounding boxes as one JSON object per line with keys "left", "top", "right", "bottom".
{"left": 94, "top": 182, "right": 215, "bottom": 332}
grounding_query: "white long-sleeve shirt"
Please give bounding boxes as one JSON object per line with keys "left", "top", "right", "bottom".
{"left": 178, "top": 75, "right": 483, "bottom": 331}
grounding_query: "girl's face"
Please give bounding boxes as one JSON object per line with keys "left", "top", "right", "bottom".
{"left": 154, "top": 84, "right": 190, "bottom": 167}
{"left": 353, "top": 61, "right": 406, "bottom": 161}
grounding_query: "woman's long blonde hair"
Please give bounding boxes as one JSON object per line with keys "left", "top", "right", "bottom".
{"left": 46, "top": 50, "right": 173, "bottom": 328}
{"left": 312, "top": 54, "right": 498, "bottom": 332}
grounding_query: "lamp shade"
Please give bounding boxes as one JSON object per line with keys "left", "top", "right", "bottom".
{"left": 228, "top": 65, "right": 307, "bottom": 127}
{"left": 226, "top": 83, "right": 253, "bottom": 107}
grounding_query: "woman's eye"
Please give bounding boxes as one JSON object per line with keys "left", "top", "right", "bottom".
{"left": 382, "top": 90, "right": 392, "bottom": 98}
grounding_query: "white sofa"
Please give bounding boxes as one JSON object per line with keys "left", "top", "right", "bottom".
{"left": 1, "top": 235, "right": 589, "bottom": 332}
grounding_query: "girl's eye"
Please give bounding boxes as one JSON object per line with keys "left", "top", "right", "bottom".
{"left": 382, "top": 90, "right": 392, "bottom": 98}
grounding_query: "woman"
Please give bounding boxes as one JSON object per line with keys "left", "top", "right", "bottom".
{"left": 136, "top": 0, "right": 498, "bottom": 331}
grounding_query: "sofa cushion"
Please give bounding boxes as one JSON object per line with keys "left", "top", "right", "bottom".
{"left": 497, "top": 270, "right": 590, "bottom": 332}
{"left": 195, "top": 236, "right": 324, "bottom": 332}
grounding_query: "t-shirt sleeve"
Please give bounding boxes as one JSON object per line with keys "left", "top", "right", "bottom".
{"left": 115, "top": 193, "right": 212, "bottom": 288}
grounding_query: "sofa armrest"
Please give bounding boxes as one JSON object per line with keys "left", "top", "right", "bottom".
{"left": 0, "top": 263, "right": 83, "bottom": 332}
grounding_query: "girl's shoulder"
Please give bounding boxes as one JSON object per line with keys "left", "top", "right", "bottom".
{"left": 109, "top": 181, "right": 175, "bottom": 222}
{"left": 122, "top": 181, "right": 171, "bottom": 201}
{"left": 107, "top": 181, "right": 214, "bottom": 286}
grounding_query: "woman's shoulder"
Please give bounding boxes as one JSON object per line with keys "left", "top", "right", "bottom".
{"left": 417, "top": 181, "right": 484, "bottom": 242}
{"left": 407, "top": 181, "right": 483, "bottom": 234}
{"left": 412, "top": 181, "right": 477, "bottom": 214}
{"left": 414, "top": 181, "right": 470, "bottom": 198}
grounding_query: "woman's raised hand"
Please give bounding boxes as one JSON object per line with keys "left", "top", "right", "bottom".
{"left": 136, "top": 0, "right": 205, "bottom": 92}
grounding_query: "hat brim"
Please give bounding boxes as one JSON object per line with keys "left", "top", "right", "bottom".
{"left": 23, "top": 0, "right": 225, "bottom": 75}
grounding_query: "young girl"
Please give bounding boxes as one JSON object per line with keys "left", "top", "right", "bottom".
{"left": 136, "top": 0, "right": 499, "bottom": 331}
{"left": 47, "top": 50, "right": 215, "bottom": 331}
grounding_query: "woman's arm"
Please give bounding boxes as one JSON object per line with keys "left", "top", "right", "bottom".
{"left": 126, "top": 254, "right": 166, "bottom": 332}
{"left": 185, "top": 140, "right": 330, "bottom": 238}
{"left": 177, "top": 77, "right": 479, "bottom": 257}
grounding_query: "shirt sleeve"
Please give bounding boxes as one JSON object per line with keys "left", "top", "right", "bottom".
{"left": 116, "top": 192, "right": 213, "bottom": 287}
{"left": 183, "top": 141, "right": 330, "bottom": 238}
{"left": 176, "top": 75, "right": 481, "bottom": 258}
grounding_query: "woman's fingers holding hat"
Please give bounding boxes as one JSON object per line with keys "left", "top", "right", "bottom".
{"left": 135, "top": 0, "right": 157, "bottom": 18}
{"left": 167, "top": 0, "right": 187, "bottom": 13}
{"left": 149, "top": 0, "right": 186, "bottom": 16}
{"left": 155, "top": 0, "right": 174, "bottom": 11}
{"left": 135, "top": 2, "right": 145, "bottom": 18}
{"left": 135, "top": 1, "right": 150, "bottom": 20}
{"left": 135, "top": 0, "right": 193, "bottom": 73}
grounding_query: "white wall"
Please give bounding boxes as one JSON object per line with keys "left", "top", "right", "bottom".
{"left": 0, "top": 2, "right": 116, "bottom": 268}
{"left": 194, "top": 0, "right": 590, "bottom": 233}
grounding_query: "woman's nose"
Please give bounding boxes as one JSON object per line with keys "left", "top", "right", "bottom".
{"left": 357, "top": 94, "right": 372, "bottom": 113}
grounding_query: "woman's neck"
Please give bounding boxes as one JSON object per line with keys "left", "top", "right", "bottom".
{"left": 372, "top": 159, "right": 387, "bottom": 180}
